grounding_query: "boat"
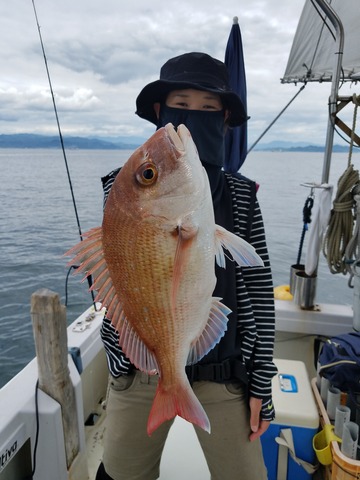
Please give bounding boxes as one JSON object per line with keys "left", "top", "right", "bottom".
{"left": 1, "top": 0, "right": 360, "bottom": 479}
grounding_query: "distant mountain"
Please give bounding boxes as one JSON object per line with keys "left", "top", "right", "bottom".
{"left": 0, "top": 134, "right": 357, "bottom": 153}
{"left": 253, "top": 140, "right": 310, "bottom": 150}
{"left": 253, "top": 140, "right": 356, "bottom": 153}
{"left": 0, "top": 134, "right": 141, "bottom": 150}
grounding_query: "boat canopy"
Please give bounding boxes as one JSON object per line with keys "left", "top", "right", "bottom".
{"left": 282, "top": 0, "right": 360, "bottom": 84}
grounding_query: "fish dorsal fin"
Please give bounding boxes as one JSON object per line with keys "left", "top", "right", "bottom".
{"left": 66, "top": 227, "right": 159, "bottom": 374}
{"left": 65, "top": 227, "right": 107, "bottom": 286}
{"left": 187, "top": 297, "right": 231, "bottom": 365}
{"left": 214, "top": 224, "right": 264, "bottom": 268}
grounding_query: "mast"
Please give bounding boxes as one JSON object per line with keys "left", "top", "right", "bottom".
{"left": 313, "top": 0, "right": 344, "bottom": 183}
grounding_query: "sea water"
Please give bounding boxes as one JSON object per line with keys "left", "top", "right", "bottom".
{"left": 0, "top": 148, "right": 357, "bottom": 388}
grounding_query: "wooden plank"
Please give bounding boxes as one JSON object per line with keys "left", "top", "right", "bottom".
{"left": 31, "top": 288, "right": 79, "bottom": 468}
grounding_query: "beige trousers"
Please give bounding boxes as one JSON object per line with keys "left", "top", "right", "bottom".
{"left": 102, "top": 371, "right": 268, "bottom": 480}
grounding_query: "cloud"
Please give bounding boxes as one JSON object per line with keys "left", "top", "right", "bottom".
{"left": 0, "top": 0, "right": 355, "bottom": 147}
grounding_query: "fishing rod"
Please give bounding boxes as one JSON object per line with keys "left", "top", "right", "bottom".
{"left": 31, "top": 0, "right": 96, "bottom": 309}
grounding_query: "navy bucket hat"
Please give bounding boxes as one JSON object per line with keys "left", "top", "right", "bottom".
{"left": 135, "top": 52, "right": 247, "bottom": 127}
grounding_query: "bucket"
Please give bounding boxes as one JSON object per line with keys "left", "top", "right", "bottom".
{"left": 313, "top": 424, "right": 338, "bottom": 466}
{"left": 293, "top": 271, "right": 317, "bottom": 309}
{"left": 289, "top": 263, "right": 305, "bottom": 295}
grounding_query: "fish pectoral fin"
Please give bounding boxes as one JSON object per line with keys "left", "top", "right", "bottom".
{"left": 175, "top": 220, "right": 199, "bottom": 241}
{"left": 172, "top": 221, "right": 198, "bottom": 308}
{"left": 187, "top": 297, "right": 231, "bottom": 364}
{"left": 214, "top": 224, "right": 264, "bottom": 268}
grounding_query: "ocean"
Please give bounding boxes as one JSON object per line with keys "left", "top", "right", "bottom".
{"left": 0, "top": 148, "right": 357, "bottom": 388}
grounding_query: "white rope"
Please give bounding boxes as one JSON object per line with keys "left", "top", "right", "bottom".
{"left": 322, "top": 165, "right": 359, "bottom": 274}
{"left": 348, "top": 94, "right": 360, "bottom": 166}
{"left": 322, "top": 96, "right": 360, "bottom": 274}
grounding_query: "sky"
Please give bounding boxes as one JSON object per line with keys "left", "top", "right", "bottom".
{"left": 1, "top": 0, "right": 358, "bottom": 146}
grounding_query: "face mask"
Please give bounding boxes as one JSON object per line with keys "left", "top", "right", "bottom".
{"left": 157, "top": 105, "right": 225, "bottom": 167}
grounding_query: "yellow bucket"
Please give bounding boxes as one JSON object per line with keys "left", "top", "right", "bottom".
{"left": 313, "top": 424, "right": 341, "bottom": 466}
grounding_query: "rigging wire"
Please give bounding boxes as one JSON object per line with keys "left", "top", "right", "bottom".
{"left": 247, "top": 84, "right": 306, "bottom": 153}
{"left": 31, "top": 0, "right": 96, "bottom": 309}
{"left": 310, "top": 0, "right": 336, "bottom": 42}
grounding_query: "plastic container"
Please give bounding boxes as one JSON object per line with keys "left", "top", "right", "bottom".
{"left": 261, "top": 359, "right": 319, "bottom": 480}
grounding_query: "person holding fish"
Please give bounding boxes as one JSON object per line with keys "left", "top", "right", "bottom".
{"left": 74, "top": 51, "right": 277, "bottom": 480}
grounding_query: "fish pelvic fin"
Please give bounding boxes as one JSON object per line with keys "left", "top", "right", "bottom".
{"left": 147, "top": 379, "right": 210, "bottom": 436}
{"left": 214, "top": 224, "right": 264, "bottom": 268}
{"left": 187, "top": 297, "right": 231, "bottom": 364}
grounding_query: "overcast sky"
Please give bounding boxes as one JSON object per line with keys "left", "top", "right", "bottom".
{"left": 1, "top": 0, "right": 357, "bottom": 146}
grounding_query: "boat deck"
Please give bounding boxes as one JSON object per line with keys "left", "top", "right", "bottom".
{"left": 82, "top": 330, "right": 330, "bottom": 479}
{"left": 84, "top": 402, "right": 327, "bottom": 480}
{"left": 85, "top": 402, "right": 211, "bottom": 479}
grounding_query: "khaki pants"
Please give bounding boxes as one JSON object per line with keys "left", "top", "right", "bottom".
{"left": 103, "top": 371, "right": 268, "bottom": 480}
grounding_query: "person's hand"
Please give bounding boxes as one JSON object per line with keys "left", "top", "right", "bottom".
{"left": 248, "top": 396, "right": 270, "bottom": 442}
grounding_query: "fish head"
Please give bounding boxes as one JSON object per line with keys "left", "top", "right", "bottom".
{"left": 107, "top": 123, "right": 209, "bottom": 220}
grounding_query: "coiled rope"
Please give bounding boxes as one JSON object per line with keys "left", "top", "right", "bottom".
{"left": 345, "top": 192, "right": 360, "bottom": 277}
{"left": 322, "top": 94, "right": 360, "bottom": 274}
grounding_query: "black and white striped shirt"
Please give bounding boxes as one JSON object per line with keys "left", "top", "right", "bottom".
{"left": 100, "top": 169, "right": 277, "bottom": 420}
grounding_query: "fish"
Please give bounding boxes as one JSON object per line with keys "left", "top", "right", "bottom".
{"left": 65, "top": 123, "right": 263, "bottom": 435}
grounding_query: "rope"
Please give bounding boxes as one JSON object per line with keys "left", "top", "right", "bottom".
{"left": 345, "top": 191, "right": 360, "bottom": 281}
{"left": 296, "top": 195, "right": 314, "bottom": 265}
{"left": 348, "top": 94, "right": 360, "bottom": 166}
{"left": 322, "top": 165, "right": 359, "bottom": 274}
{"left": 323, "top": 96, "right": 360, "bottom": 275}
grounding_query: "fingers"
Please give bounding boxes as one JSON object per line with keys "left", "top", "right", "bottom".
{"left": 249, "top": 396, "right": 261, "bottom": 433}
{"left": 249, "top": 419, "right": 270, "bottom": 442}
{"left": 248, "top": 397, "right": 270, "bottom": 442}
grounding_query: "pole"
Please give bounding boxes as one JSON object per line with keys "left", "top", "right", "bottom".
{"left": 31, "top": 288, "right": 80, "bottom": 468}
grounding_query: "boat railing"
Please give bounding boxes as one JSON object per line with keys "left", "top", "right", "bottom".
{"left": 0, "top": 290, "right": 106, "bottom": 480}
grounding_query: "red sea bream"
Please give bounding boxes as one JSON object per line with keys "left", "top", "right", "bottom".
{"left": 66, "top": 123, "right": 263, "bottom": 435}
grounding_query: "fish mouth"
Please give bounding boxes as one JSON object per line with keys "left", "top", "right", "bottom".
{"left": 164, "top": 123, "right": 186, "bottom": 153}
{"left": 164, "top": 122, "right": 207, "bottom": 194}
{"left": 164, "top": 123, "right": 200, "bottom": 167}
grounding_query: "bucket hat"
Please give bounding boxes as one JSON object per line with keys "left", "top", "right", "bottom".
{"left": 135, "top": 52, "right": 247, "bottom": 127}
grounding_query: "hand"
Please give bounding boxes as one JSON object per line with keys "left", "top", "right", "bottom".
{"left": 248, "top": 396, "right": 270, "bottom": 442}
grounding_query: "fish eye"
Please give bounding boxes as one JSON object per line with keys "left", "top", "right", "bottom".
{"left": 135, "top": 162, "right": 158, "bottom": 186}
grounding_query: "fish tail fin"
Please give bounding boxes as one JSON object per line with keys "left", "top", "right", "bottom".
{"left": 147, "top": 380, "right": 210, "bottom": 436}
